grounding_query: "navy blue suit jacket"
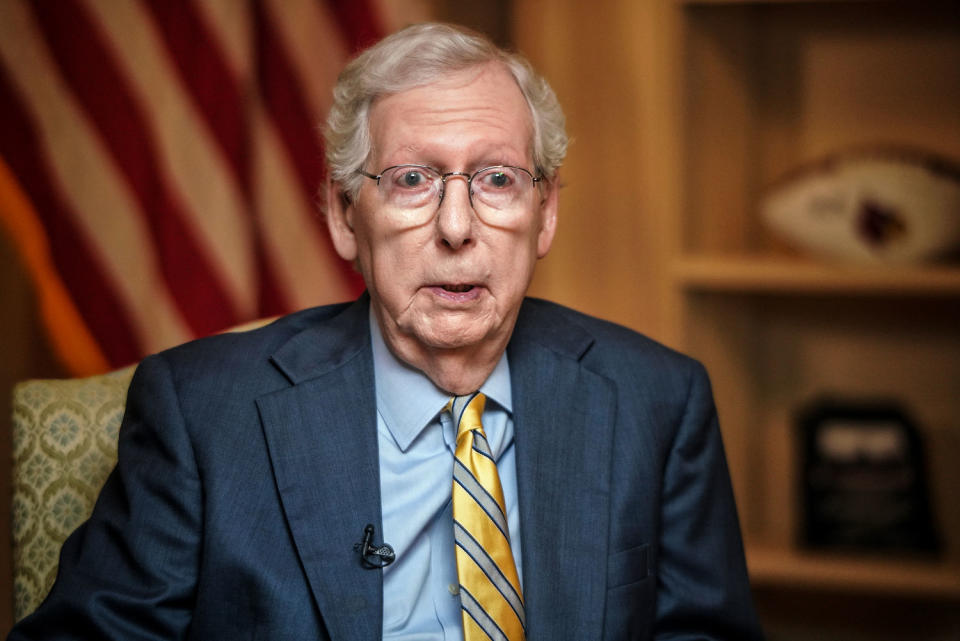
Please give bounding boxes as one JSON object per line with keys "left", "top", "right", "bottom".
{"left": 10, "top": 296, "right": 762, "bottom": 640}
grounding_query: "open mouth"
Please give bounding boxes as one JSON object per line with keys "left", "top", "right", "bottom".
{"left": 441, "top": 284, "right": 475, "bottom": 293}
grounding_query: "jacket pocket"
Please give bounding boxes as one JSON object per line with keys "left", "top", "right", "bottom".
{"left": 604, "top": 543, "right": 654, "bottom": 640}
{"left": 607, "top": 543, "right": 649, "bottom": 589}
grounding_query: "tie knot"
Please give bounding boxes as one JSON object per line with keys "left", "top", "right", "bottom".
{"left": 448, "top": 392, "right": 486, "bottom": 441}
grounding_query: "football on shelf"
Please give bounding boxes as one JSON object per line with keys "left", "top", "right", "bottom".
{"left": 761, "top": 148, "right": 960, "bottom": 264}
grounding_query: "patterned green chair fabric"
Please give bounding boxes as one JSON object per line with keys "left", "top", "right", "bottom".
{"left": 11, "top": 365, "right": 136, "bottom": 621}
{"left": 9, "top": 317, "right": 276, "bottom": 621}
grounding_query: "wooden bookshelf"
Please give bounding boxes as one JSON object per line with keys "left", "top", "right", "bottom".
{"left": 667, "top": 1, "right": 960, "bottom": 636}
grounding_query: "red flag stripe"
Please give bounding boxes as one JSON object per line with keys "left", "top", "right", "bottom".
{"left": 142, "top": 0, "right": 291, "bottom": 318}
{"left": 249, "top": 117, "right": 349, "bottom": 308}
{"left": 0, "top": 65, "right": 142, "bottom": 367}
{"left": 0, "top": 0, "right": 384, "bottom": 374}
{"left": 264, "top": 0, "right": 363, "bottom": 296}
{"left": 0, "top": 0, "right": 193, "bottom": 356}
{"left": 252, "top": 231, "right": 290, "bottom": 317}
{"left": 253, "top": 2, "right": 325, "bottom": 203}
{"left": 30, "top": 0, "right": 239, "bottom": 336}
{"left": 142, "top": 0, "right": 249, "bottom": 190}
{"left": 257, "top": 0, "right": 362, "bottom": 305}
{"left": 264, "top": 0, "right": 346, "bottom": 128}
{"left": 255, "top": 0, "right": 364, "bottom": 293}
{"left": 86, "top": 0, "right": 259, "bottom": 319}
{"left": 324, "top": 0, "right": 385, "bottom": 54}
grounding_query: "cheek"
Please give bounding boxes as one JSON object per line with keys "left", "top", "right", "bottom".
{"left": 493, "top": 233, "right": 541, "bottom": 290}
{"left": 355, "top": 231, "right": 421, "bottom": 293}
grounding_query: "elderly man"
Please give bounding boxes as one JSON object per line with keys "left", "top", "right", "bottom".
{"left": 10, "top": 23, "right": 762, "bottom": 641}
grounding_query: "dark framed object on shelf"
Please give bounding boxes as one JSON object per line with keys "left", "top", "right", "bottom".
{"left": 798, "top": 398, "right": 940, "bottom": 556}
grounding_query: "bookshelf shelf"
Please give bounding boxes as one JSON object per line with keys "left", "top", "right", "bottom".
{"left": 672, "top": 255, "right": 960, "bottom": 295}
{"left": 747, "top": 545, "right": 960, "bottom": 598}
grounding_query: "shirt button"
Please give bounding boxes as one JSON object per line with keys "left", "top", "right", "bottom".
{"left": 448, "top": 583, "right": 459, "bottom": 596}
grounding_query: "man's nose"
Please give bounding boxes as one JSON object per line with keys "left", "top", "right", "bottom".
{"left": 435, "top": 175, "right": 475, "bottom": 250}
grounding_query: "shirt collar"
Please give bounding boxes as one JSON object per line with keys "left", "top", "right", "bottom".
{"left": 370, "top": 308, "right": 512, "bottom": 452}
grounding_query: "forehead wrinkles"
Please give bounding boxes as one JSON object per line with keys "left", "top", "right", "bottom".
{"left": 369, "top": 64, "right": 533, "bottom": 163}
{"left": 406, "top": 102, "right": 526, "bottom": 130}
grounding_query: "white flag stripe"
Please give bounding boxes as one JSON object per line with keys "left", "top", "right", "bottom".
{"left": 253, "top": 111, "right": 353, "bottom": 309}
{"left": 194, "top": 0, "right": 253, "bottom": 83}
{"left": 0, "top": 0, "right": 193, "bottom": 353}
{"left": 263, "top": 0, "right": 347, "bottom": 123}
{"left": 85, "top": 0, "right": 258, "bottom": 318}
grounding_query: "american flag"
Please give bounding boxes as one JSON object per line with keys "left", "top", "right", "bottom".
{"left": 0, "top": 0, "right": 380, "bottom": 375}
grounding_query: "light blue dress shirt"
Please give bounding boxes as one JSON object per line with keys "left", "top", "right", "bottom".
{"left": 370, "top": 313, "right": 522, "bottom": 641}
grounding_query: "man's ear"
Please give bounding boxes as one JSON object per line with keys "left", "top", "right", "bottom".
{"left": 536, "top": 171, "right": 559, "bottom": 258}
{"left": 325, "top": 179, "right": 358, "bottom": 261}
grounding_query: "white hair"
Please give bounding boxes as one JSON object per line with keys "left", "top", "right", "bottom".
{"left": 323, "top": 22, "right": 568, "bottom": 199}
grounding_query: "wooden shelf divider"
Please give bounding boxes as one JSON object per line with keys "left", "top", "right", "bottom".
{"left": 747, "top": 545, "right": 960, "bottom": 599}
{"left": 672, "top": 255, "right": 960, "bottom": 296}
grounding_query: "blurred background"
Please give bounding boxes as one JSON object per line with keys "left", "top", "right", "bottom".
{"left": 1, "top": 0, "right": 958, "bottom": 638}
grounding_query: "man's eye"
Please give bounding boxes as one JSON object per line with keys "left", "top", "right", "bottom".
{"left": 483, "top": 171, "right": 513, "bottom": 189}
{"left": 398, "top": 171, "right": 426, "bottom": 188}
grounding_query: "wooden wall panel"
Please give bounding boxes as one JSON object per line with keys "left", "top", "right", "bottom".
{"left": 513, "top": 0, "right": 676, "bottom": 343}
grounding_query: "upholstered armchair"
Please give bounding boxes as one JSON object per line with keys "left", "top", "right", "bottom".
{"left": 9, "top": 316, "right": 276, "bottom": 621}
{"left": 11, "top": 365, "right": 136, "bottom": 621}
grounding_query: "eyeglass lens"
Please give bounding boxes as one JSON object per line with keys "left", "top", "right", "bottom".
{"left": 378, "top": 165, "right": 536, "bottom": 216}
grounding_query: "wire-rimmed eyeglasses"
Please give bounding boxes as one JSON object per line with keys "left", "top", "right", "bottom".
{"left": 356, "top": 164, "right": 543, "bottom": 227}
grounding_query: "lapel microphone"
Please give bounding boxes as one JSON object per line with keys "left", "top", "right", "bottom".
{"left": 355, "top": 524, "right": 396, "bottom": 569}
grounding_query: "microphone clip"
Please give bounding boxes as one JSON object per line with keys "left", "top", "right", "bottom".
{"left": 354, "top": 524, "right": 395, "bottom": 569}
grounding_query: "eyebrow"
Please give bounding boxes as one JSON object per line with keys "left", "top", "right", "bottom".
{"left": 380, "top": 143, "right": 528, "bottom": 172}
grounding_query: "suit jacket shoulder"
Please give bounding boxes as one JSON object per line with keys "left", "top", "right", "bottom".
{"left": 508, "top": 297, "right": 762, "bottom": 641}
{"left": 515, "top": 296, "right": 699, "bottom": 371}
{"left": 154, "top": 299, "right": 361, "bottom": 385}
{"left": 513, "top": 297, "right": 709, "bottom": 441}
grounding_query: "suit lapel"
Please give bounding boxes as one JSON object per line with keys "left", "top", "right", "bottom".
{"left": 253, "top": 297, "right": 617, "bottom": 640}
{"left": 509, "top": 301, "right": 617, "bottom": 641}
{"left": 256, "top": 298, "right": 384, "bottom": 641}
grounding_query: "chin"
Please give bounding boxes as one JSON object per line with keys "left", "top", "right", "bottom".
{"left": 413, "top": 316, "right": 499, "bottom": 351}
{"left": 417, "top": 327, "right": 489, "bottom": 350}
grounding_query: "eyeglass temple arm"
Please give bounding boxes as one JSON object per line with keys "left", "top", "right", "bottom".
{"left": 356, "top": 169, "right": 381, "bottom": 183}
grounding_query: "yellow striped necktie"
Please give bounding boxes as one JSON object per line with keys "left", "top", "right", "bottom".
{"left": 448, "top": 392, "right": 525, "bottom": 641}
